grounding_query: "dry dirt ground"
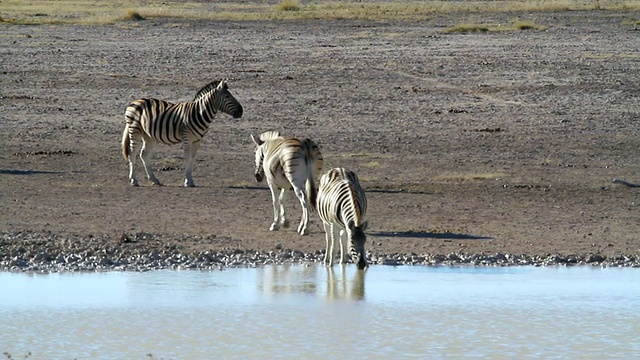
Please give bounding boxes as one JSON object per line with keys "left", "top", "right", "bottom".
{"left": 1, "top": 10, "right": 639, "bottom": 265}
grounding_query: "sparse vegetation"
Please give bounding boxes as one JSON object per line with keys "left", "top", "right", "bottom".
{"left": 513, "top": 20, "right": 539, "bottom": 30}
{"left": 0, "top": 0, "right": 638, "bottom": 25}
{"left": 434, "top": 173, "right": 506, "bottom": 181}
{"left": 363, "top": 161, "right": 380, "bottom": 169}
{"left": 444, "top": 23, "right": 490, "bottom": 33}
{"left": 445, "top": 19, "right": 547, "bottom": 33}
{"left": 277, "top": 0, "right": 300, "bottom": 12}
{"left": 121, "top": 10, "right": 145, "bottom": 21}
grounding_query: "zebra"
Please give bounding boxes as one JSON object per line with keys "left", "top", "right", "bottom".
{"left": 121, "top": 79, "right": 243, "bottom": 187}
{"left": 251, "top": 130, "right": 324, "bottom": 236}
{"left": 316, "top": 167, "right": 368, "bottom": 269}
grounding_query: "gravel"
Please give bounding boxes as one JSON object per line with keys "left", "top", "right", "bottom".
{"left": 1, "top": 231, "right": 638, "bottom": 273}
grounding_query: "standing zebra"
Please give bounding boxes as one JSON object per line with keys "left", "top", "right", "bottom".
{"left": 251, "top": 131, "right": 324, "bottom": 235}
{"left": 317, "top": 167, "right": 368, "bottom": 269}
{"left": 121, "top": 79, "right": 243, "bottom": 187}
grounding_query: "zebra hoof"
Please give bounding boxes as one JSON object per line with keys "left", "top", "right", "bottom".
{"left": 130, "top": 179, "right": 139, "bottom": 187}
{"left": 184, "top": 180, "right": 195, "bottom": 187}
{"left": 269, "top": 224, "right": 279, "bottom": 231}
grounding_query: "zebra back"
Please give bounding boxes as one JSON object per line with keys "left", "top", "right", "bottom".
{"left": 252, "top": 131, "right": 323, "bottom": 206}
{"left": 318, "top": 167, "right": 367, "bottom": 229}
{"left": 259, "top": 135, "right": 321, "bottom": 183}
{"left": 299, "top": 138, "right": 323, "bottom": 210}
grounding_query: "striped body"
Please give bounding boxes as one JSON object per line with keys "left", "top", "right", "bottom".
{"left": 121, "top": 79, "right": 243, "bottom": 187}
{"left": 316, "top": 167, "right": 368, "bottom": 269}
{"left": 251, "top": 131, "right": 323, "bottom": 236}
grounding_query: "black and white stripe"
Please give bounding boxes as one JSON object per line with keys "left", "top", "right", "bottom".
{"left": 251, "top": 131, "right": 324, "bottom": 236}
{"left": 316, "top": 167, "right": 368, "bottom": 269}
{"left": 121, "top": 79, "right": 243, "bottom": 187}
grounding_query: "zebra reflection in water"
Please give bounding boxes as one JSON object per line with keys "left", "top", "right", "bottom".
{"left": 326, "top": 266, "right": 365, "bottom": 301}
{"left": 256, "top": 264, "right": 364, "bottom": 300}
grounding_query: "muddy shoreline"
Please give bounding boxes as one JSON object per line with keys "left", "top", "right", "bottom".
{"left": 2, "top": 231, "right": 637, "bottom": 272}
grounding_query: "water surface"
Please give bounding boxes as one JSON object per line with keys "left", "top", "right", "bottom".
{"left": 1, "top": 265, "right": 639, "bottom": 359}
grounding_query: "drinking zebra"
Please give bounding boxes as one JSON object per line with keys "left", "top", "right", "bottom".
{"left": 251, "top": 131, "right": 324, "bottom": 236}
{"left": 316, "top": 167, "right": 368, "bottom": 269}
{"left": 121, "top": 79, "right": 243, "bottom": 187}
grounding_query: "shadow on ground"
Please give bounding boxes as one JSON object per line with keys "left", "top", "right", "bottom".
{"left": 371, "top": 231, "right": 492, "bottom": 240}
{"left": 0, "top": 169, "right": 64, "bottom": 175}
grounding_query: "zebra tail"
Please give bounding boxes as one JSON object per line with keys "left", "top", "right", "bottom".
{"left": 121, "top": 125, "right": 130, "bottom": 161}
{"left": 302, "top": 139, "right": 319, "bottom": 212}
{"left": 306, "top": 174, "right": 318, "bottom": 212}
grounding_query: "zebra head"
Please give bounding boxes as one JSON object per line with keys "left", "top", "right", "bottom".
{"left": 195, "top": 79, "right": 243, "bottom": 119}
{"left": 214, "top": 80, "right": 243, "bottom": 118}
{"left": 250, "top": 133, "right": 266, "bottom": 182}
{"left": 348, "top": 220, "right": 369, "bottom": 270}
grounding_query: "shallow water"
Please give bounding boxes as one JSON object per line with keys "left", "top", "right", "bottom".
{"left": 1, "top": 265, "right": 639, "bottom": 359}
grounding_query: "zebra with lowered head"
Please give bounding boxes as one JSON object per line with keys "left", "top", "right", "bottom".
{"left": 316, "top": 167, "right": 368, "bottom": 269}
{"left": 251, "top": 131, "right": 324, "bottom": 236}
{"left": 121, "top": 79, "right": 243, "bottom": 187}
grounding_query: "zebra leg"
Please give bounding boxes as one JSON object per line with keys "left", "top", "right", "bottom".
{"left": 338, "top": 229, "right": 348, "bottom": 265}
{"left": 323, "top": 221, "right": 332, "bottom": 266}
{"left": 278, "top": 188, "right": 290, "bottom": 228}
{"left": 268, "top": 184, "right": 282, "bottom": 231}
{"left": 140, "top": 139, "right": 161, "bottom": 186}
{"left": 329, "top": 222, "right": 341, "bottom": 266}
{"left": 183, "top": 140, "right": 200, "bottom": 188}
{"left": 293, "top": 187, "right": 309, "bottom": 235}
{"left": 127, "top": 133, "right": 140, "bottom": 187}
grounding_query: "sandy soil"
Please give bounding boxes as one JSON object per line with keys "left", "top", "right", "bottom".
{"left": 1, "top": 10, "right": 639, "bottom": 265}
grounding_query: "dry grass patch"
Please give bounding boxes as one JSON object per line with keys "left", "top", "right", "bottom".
{"left": 513, "top": 20, "right": 542, "bottom": 30}
{"left": 434, "top": 172, "right": 506, "bottom": 181}
{"left": 445, "top": 18, "right": 547, "bottom": 33}
{"left": 276, "top": 0, "right": 301, "bottom": 12}
{"left": 120, "top": 10, "right": 145, "bottom": 21}
{"left": 362, "top": 161, "right": 381, "bottom": 169}
{"left": 0, "top": 0, "right": 638, "bottom": 24}
{"left": 444, "top": 23, "right": 489, "bottom": 33}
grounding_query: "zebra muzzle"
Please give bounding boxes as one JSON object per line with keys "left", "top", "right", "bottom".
{"left": 356, "top": 256, "right": 367, "bottom": 270}
{"left": 255, "top": 173, "right": 264, "bottom": 182}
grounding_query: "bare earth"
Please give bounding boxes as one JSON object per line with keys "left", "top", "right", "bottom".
{"left": 1, "top": 10, "right": 639, "bottom": 267}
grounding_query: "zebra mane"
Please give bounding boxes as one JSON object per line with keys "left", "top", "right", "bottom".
{"left": 259, "top": 130, "right": 281, "bottom": 142}
{"left": 193, "top": 79, "right": 224, "bottom": 101}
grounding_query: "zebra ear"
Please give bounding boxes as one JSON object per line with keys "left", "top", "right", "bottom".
{"left": 347, "top": 220, "right": 355, "bottom": 230}
{"left": 360, "top": 220, "right": 369, "bottom": 231}
{"left": 250, "top": 134, "right": 263, "bottom": 146}
{"left": 218, "top": 79, "right": 228, "bottom": 90}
